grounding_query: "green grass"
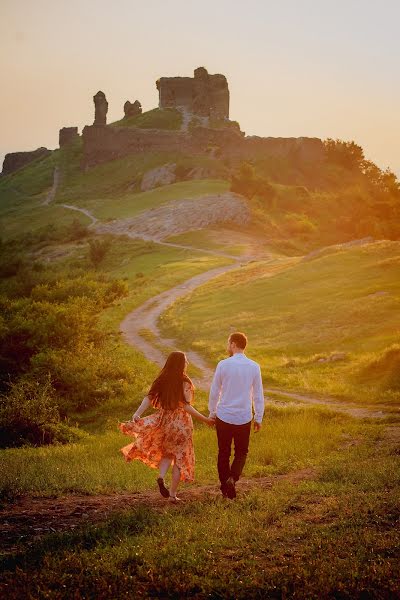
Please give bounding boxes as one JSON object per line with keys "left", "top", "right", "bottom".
{"left": 110, "top": 107, "right": 182, "bottom": 130}
{"left": 0, "top": 405, "right": 361, "bottom": 497}
{"left": 164, "top": 227, "right": 252, "bottom": 256}
{"left": 1, "top": 413, "right": 399, "bottom": 598}
{"left": 65, "top": 179, "right": 230, "bottom": 221}
{"left": 160, "top": 241, "right": 400, "bottom": 405}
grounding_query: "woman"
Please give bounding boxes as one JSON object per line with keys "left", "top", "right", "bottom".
{"left": 119, "top": 351, "right": 214, "bottom": 501}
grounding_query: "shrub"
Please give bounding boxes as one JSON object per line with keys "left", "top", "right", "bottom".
{"left": 0, "top": 377, "right": 60, "bottom": 447}
{"left": 69, "top": 218, "right": 89, "bottom": 241}
{"left": 88, "top": 238, "right": 111, "bottom": 268}
{"left": 30, "top": 345, "right": 136, "bottom": 412}
{"left": 358, "top": 344, "right": 400, "bottom": 391}
{"left": 283, "top": 213, "right": 317, "bottom": 237}
{"left": 231, "top": 162, "right": 276, "bottom": 203}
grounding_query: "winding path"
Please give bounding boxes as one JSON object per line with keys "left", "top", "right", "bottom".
{"left": 58, "top": 203, "right": 396, "bottom": 420}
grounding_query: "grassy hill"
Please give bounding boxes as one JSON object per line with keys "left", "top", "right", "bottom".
{"left": 160, "top": 240, "right": 400, "bottom": 405}
{"left": 1, "top": 117, "right": 399, "bottom": 597}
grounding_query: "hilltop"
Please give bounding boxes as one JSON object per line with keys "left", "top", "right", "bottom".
{"left": 1, "top": 66, "right": 399, "bottom": 256}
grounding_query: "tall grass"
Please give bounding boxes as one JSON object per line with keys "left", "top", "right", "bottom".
{"left": 0, "top": 406, "right": 355, "bottom": 497}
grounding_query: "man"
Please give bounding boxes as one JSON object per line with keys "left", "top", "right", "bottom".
{"left": 208, "top": 332, "right": 264, "bottom": 499}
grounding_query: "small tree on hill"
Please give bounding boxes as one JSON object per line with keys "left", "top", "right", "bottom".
{"left": 88, "top": 238, "right": 111, "bottom": 269}
{"left": 230, "top": 162, "right": 276, "bottom": 204}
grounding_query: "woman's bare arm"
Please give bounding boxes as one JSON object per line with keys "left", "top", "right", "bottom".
{"left": 183, "top": 402, "right": 214, "bottom": 425}
{"left": 132, "top": 396, "right": 151, "bottom": 420}
{"left": 182, "top": 384, "right": 214, "bottom": 425}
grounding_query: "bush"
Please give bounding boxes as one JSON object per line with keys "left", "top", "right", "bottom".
{"left": 231, "top": 162, "right": 276, "bottom": 203}
{"left": 358, "top": 344, "right": 400, "bottom": 391}
{"left": 69, "top": 218, "right": 89, "bottom": 241}
{"left": 283, "top": 213, "right": 317, "bottom": 237}
{"left": 30, "top": 345, "right": 136, "bottom": 412}
{"left": 88, "top": 238, "right": 111, "bottom": 268}
{"left": 0, "top": 377, "right": 60, "bottom": 447}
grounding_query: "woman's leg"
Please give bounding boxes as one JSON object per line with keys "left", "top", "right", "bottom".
{"left": 159, "top": 457, "right": 172, "bottom": 479}
{"left": 169, "top": 463, "right": 181, "bottom": 498}
{"left": 157, "top": 457, "right": 172, "bottom": 498}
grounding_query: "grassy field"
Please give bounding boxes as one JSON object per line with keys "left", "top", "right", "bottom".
{"left": 160, "top": 240, "right": 400, "bottom": 406}
{"left": 1, "top": 123, "right": 400, "bottom": 597}
{"left": 1, "top": 407, "right": 399, "bottom": 598}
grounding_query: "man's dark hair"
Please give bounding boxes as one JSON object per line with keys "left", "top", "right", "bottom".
{"left": 229, "top": 332, "right": 247, "bottom": 349}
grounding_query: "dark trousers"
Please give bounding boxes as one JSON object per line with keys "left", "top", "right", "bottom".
{"left": 216, "top": 417, "right": 251, "bottom": 484}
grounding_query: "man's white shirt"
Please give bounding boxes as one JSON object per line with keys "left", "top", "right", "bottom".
{"left": 208, "top": 352, "right": 265, "bottom": 425}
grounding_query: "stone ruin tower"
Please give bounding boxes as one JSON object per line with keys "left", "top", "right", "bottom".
{"left": 93, "top": 91, "right": 108, "bottom": 126}
{"left": 156, "top": 66, "right": 229, "bottom": 119}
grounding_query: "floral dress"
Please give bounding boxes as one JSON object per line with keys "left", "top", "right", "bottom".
{"left": 119, "top": 401, "right": 195, "bottom": 482}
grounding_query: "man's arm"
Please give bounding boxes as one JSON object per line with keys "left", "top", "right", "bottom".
{"left": 208, "top": 362, "right": 222, "bottom": 418}
{"left": 252, "top": 365, "right": 264, "bottom": 430}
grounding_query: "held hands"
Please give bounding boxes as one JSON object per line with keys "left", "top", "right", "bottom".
{"left": 131, "top": 414, "right": 141, "bottom": 423}
{"left": 206, "top": 416, "right": 216, "bottom": 427}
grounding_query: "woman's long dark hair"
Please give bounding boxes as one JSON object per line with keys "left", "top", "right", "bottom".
{"left": 148, "top": 351, "right": 194, "bottom": 410}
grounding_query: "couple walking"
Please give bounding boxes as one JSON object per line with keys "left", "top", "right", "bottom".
{"left": 119, "top": 332, "right": 264, "bottom": 501}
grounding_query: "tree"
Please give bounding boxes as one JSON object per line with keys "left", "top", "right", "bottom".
{"left": 324, "top": 139, "right": 365, "bottom": 171}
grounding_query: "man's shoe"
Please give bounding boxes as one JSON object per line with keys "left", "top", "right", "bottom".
{"left": 220, "top": 483, "right": 229, "bottom": 498}
{"left": 225, "top": 476, "right": 236, "bottom": 499}
{"left": 157, "top": 477, "right": 170, "bottom": 498}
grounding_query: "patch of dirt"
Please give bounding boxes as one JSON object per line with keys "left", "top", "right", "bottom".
{"left": 0, "top": 468, "right": 317, "bottom": 555}
{"left": 94, "top": 193, "right": 250, "bottom": 241}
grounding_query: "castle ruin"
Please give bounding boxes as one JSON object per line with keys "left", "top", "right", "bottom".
{"left": 1, "top": 66, "right": 325, "bottom": 176}
{"left": 156, "top": 67, "right": 229, "bottom": 119}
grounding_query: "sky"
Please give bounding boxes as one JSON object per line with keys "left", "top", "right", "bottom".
{"left": 1, "top": 0, "right": 399, "bottom": 175}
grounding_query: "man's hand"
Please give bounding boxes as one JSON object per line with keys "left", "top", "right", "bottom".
{"left": 253, "top": 421, "right": 262, "bottom": 433}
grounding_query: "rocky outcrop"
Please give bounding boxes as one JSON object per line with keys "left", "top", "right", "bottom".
{"left": 141, "top": 164, "right": 176, "bottom": 191}
{"left": 124, "top": 100, "right": 142, "bottom": 118}
{"left": 59, "top": 127, "right": 79, "bottom": 148}
{"left": 93, "top": 91, "right": 108, "bottom": 126}
{"left": 1, "top": 147, "right": 51, "bottom": 176}
{"left": 95, "top": 192, "right": 250, "bottom": 240}
{"left": 157, "top": 66, "right": 229, "bottom": 119}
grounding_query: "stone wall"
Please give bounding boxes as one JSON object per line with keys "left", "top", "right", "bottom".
{"left": 81, "top": 124, "right": 193, "bottom": 167}
{"left": 81, "top": 122, "right": 324, "bottom": 168}
{"left": 59, "top": 127, "right": 79, "bottom": 148}
{"left": 157, "top": 66, "right": 229, "bottom": 119}
{"left": 1, "top": 147, "right": 52, "bottom": 176}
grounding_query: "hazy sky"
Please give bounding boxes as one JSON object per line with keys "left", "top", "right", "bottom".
{"left": 1, "top": 0, "right": 399, "bottom": 174}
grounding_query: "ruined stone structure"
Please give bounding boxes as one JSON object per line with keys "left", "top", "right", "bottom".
{"left": 156, "top": 66, "right": 229, "bottom": 119}
{"left": 124, "top": 100, "right": 142, "bottom": 119}
{"left": 59, "top": 127, "right": 79, "bottom": 148}
{"left": 1, "top": 147, "right": 51, "bottom": 176}
{"left": 93, "top": 91, "right": 108, "bottom": 126}
{"left": 81, "top": 121, "right": 323, "bottom": 169}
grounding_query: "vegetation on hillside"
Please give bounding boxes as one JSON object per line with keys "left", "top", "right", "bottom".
{"left": 110, "top": 108, "right": 182, "bottom": 130}
{"left": 230, "top": 140, "right": 400, "bottom": 252}
{"left": 160, "top": 241, "right": 400, "bottom": 405}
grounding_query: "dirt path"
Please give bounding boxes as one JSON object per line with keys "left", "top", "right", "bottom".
{"left": 41, "top": 166, "right": 61, "bottom": 206}
{"left": 0, "top": 468, "right": 316, "bottom": 554}
{"left": 58, "top": 202, "right": 398, "bottom": 421}
{"left": 119, "top": 261, "right": 396, "bottom": 419}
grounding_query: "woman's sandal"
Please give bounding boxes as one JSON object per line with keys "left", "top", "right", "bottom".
{"left": 168, "top": 495, "right": 181, "bottom": 503}
{"left": 156, "top": 477, "right": 170, "bottom": 498}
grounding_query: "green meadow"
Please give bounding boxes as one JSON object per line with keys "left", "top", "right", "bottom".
{"left": 160, "top": 240, "right": 400, "bottom": 406}
{"left": 1, "top": 128, "right": 400, "bottom": 597}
